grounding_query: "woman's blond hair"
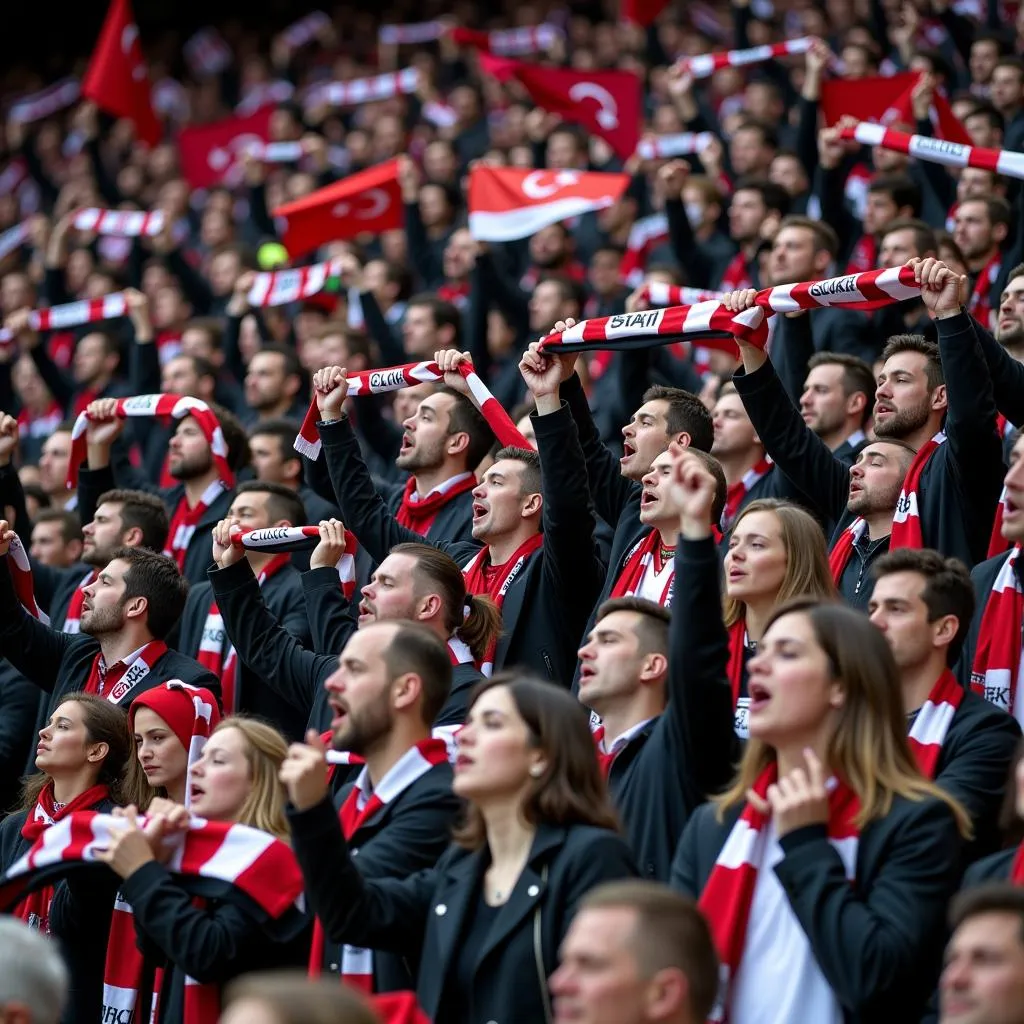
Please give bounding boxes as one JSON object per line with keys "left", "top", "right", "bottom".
{"left": 723, "top": 499, "right": 837, "bottom": 628}
{"left": 716, "top": 598, "right": 972, "bottom": 836}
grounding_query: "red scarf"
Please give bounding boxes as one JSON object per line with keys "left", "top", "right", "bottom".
{"left": 721, "top": 458, "right": 773, "bottom": 532}
{"left": 845, "top": 233, "right": 877, "bottom": 275}
{"left": 889, "top": 433, "right": 943, "bottom": 550}
{"left": 395, "top": 473, "right": 477, "bottom": 535}
{"left": 1011, "top": 841, "right": 1024, "bottom": 884}
{"left": 15, "top": 782, "right": 110, "bottom": 933}
{"left": 719, "top": 251, "right": 752, "bottom": 291}
{"left": 164, "top": 479, "right": 228, "bottom": 571}
{"left": 968, "top": 251, "right": 1001, "bottom": 332}
{"left": 197, "top": 554, "right": 291, "bottom": 713}
{"left": 828, "top": 518, "right": 867, "bottom": 584}
{"left": 698, "top": 765, "right": 861, "bottom": 1022}
{"left": 309, "top": 739, "right": 449, "bottom": 989}
{"left": 591, "top": 726, "right": 617, "bottom": 777}
{"left": 16, "top": 400, "right": 63, "bottom": 442}
{"left": 970, "top": 546, "right": 1023, "bottom": 723}
{"left": 462, "top": 534, "right": 544, "bottom": 674}
{"left": 726, "top": 621, "right": 749, "bottom": 738}
{"left": 62, "top": 570, "right": 95, "bottom": 634}
{"left": 5, "top": 534, "right": 50, "bottom": 623}
{"left": 608, "top": 530, "right": 675, "bottom": 606}
{"left": 84, "top": 640, "right": 168, "bottom": 704}
{"left": 907, "top": 669, "right": 964, "bottom": 778}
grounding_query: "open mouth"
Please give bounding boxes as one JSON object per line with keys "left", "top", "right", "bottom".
{"left": 399, "top": 434, "right": 413, "bottom": 452}
{"left": 189, "top": 784, "right": 205, "bottom": 802}
{"left": 748, "top": 683, "right": 771, "bottom": 713}
{"left": 620, "top": 441, "right": 636, "bottom": 462}
{"left": 641, "top": 490, "right": 656, "bottom": 507}
{"left": 472, "top": 502, "right": 488, "bottom": 521}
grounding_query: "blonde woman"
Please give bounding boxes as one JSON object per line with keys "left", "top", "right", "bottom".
{"left": 671, "top": 598, "right": 971, "bottom": 1023}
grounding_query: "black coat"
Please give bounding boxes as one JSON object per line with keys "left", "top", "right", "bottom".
{"left": 962, "top": 846, "right": 1016, "bottom": 886}
{"left": 176, "top": 564, "right": 311, "bottom": 740}
{"left": 318, "top": 402, "right": 605, "bottom": 684}
{"left": 292, "top": 820, "right": 636, "bottom": 1023}
{"left": 206, "top": 559, "right": 480, "bottom": 734}
{"left": 288, "top": 761, "right": 462, "bottom": 992}
{"left": 0, "top": 557, "right": 220, "bottom": 745}
{"left": 671, "top": 795, "right": 964, "bottom": 1023}
{"left": 732, "top": 313, "right": 1005, "bottom": 569}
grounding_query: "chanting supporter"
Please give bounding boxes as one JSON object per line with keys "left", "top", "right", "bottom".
{"left": 939, "top": 885, "right": 1024, "bottom": 1024}
{"left": 830, "top": 440, "right": 917, "bottom": 609}
{"left": 725, "top": 258, "right": 1005, "bottom": 568}
{"left": 960, "top": 432, "right": 1024, "bottom": 726}
{"left": 282, "top": 621, "right": 462, "bottom": 990}
{"left": 80, "top": 396, "right": 249, "bottom": 584}
{"left": 799, "top": 353, "right": 875, "bottom": 466}
{"left": 312, "top": 352, "right": 604, "bottom": 683}
{"left": 550, "top": 880, "right": 720, "bottom": 1024}
{"left": 284, "top": 674, "right": 636, "bottom": 1023}
{"left": 176, "top": 482, "right": 311, "bottom": 739}
{"left": 671, "top": 599, "right": 971, "bottom": 1023}
{"left": 961, "top": 746, "right": 1024, "bottom": 887}
{"left": 0, "top": 522, "right": 219, "bottom": 732}
{"left": 88, "top": 718, "right": 311, "bottom": 1023}
{"left": 723, "top": 499, "right": 837, "bottom": 739}
{"left": 577, "top": 449, "right": 736, "bottom": 881}
{"left": 209, "top": 520, "right": 500, "bottom": 736}
{"left": 867, "top": 549, "right": 1021, "bottom": 863}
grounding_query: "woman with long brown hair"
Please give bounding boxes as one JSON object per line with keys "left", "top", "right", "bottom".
{"left": 286, "top": 673, "right": 636, "bottom": 1024}
{"left": 671, "top": 598, "right": 971, "bottom": 1023}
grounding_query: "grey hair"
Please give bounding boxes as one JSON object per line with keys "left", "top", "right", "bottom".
{"left": 0, "top": 917, "right": 68, "bottom": 1023}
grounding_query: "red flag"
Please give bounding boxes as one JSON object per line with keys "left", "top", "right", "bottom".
{"left": 177, "top": 108, "right": 273, "bottom": 190}
{"left": 275, "top": 160, "right": 403, "bottom": 258}
{"left": 468, "top": 166, "right": 630, "bottom": 241}
{"left": 82, "top": 0, "right": 161, "bottom": 146}
{"left": 479, "top": 54, "right": 642, "bottom": 160}
{"left": 821, "top": 72, "right": 970, "bottom": 145}
{"left": 622, "top": 0, "right": 671, "bottom": 26}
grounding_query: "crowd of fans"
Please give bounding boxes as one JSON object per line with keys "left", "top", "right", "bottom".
{"left": 3, "top": 0, "right": 1024, "bottom": 1022}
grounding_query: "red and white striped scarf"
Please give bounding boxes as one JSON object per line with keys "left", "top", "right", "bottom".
{"left": 698, "top": 766, "right": 860, "bottom": 1022}
{"left": 309, "top": 738, "right": 449, "bottom": 989}
{"left": 721, "top": 458, "right": 773, "bottom": 533}
{"left": 6, "top": 534, "right": 49, "bottom": 622}
{"left": 449, "top": 24, "right": 562, "bottom": 55}
{"left": 635, "top": 132, "right": 714, "bottom": 161}
{"left": 229, "top": 525, "right": 358, "bottom": 596}
{"left": 198, "top": 554, "right": 291, "bottom": 713}
{"left": 970, "top": 545, "right": 1023, "bottom": 723}
{"left": 280, "top": 11, "right": 331, "bottom": 49}
{"left": 246, "top": 257, "right": 340, "bottom": 307}
{"left": 84, "top": 640, "right": 169, "bottom": 704}
{"left": 608, "top": 530, "right": 675, "bottom": 606}
{"left": 677, "top": 38, "right": 813, "bottom": 78}
{"left": 0, "top": 220, "right": 30, "bottom": 262}
{"left": 9, "top": 77, "right": 80, "bottom": 125}
{"left": 396, "top": 472, "right": 477, "bottom": 535}
{"left": 463, "top": 534, "right": 545, "bottom": 674}
{"left": 378, "top": 20, "right": 445, "bottom": 45}
{"left": 305, "top": 69, "right": 418, "bottom": 111}
{"left": 828, "top": 518, "right": 868, "bottom": 584}
{"left": 620, "top": 214, "right": 669, "bottom": 287}
{"left": 968, "top": 251, "right": 1002, "bottom": 333}
{"left": 907, "top": 669, "right": 964, "bottom": 778}
{"left": 67, "top": 393, "right": 235, "bottom": 492}
{"left": 889, "top": 433, "right": 944, "bottom": 551}
{"left": 72, "top": 207, "right": 166, "bottom": 237}
{"left": 295, "top": 360, "right": 528, "bottom": 460}
{"left": 62, "top": 570, "right": 95, "bottom": 634}
{"left": 726, "top": 622, "right": 749, "bottom": 739}
{"left": 0, "top": 291, "right": 130, "bottom": 349}
{"left": 165, "top": 479, "right": 229, "bottom": 573}
{"left": 720, "top": 252, "right": 753, "bottom": 292}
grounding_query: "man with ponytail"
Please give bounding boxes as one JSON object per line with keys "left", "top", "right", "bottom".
{"left": 281, "top": 620, "right": 461, "bottom": 993}
{"left": 869, "top": 547, "right": 1020, "bottom": 863}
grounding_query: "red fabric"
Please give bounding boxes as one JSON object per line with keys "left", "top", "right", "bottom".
{"left": 83, "top": 640, "right": 168, "bottom": 702}
{"left": 591, "top": 726, "right": 616, "bottom": 776}
{"left": 177, "top": 108, "right": 273, "bottom": 190}
{"left": 478, "top": 53, "right": 642, "bottom": 160}
{"left": 395, "top": 475, "right": 477, "bottom": 535}
{"left": 721, "top": 458, "right": 773, "bottom": 532}
{"left": 1011, "top": 842, "right": 1024, "bottom": 884}
{"left": 82, "top": 0, "right": 161, "bottom": 146}
{"left": 719, "top": 252, "right": 752, "bottom": 291}
{"left": 608, "top": 529, "right": 674, "bottom": 606}
{"left": 129, "top": 682, "right": 221, "bottom": 756}
{"left": 275, "top": 160, "right": 403, "bottom": 258}
{"left": 622, "top": 0, "right": 671, "bottom": 26}
{"left": 164, "top": 486, "right": 225, "bottom": 572}
{"left": 968, "top": 250, "right": 1002, "bottom": 333}
{"left": 726, "top": 621, "right": 745, "bottom": 708}
{"left": 970, "top": 546, "right": 1023, "bottom": 720}
{"left": 889, "top": 436, "right": 943, "bottom": 550}
{"left": 828, "top": 518, "right": 866, "bottom": 584}
{"left": 845, "top": 234, "right": 877, "bottom": 276}
{"left": 906, "top": 669, "right": 964, "bottom": 779}
{"left": 370, "top": 993, "right": 432, "bottom": 1024}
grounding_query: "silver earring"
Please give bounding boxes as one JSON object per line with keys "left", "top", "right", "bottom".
{"left": 530, "top": 764, "right": 544, "bottom": 778}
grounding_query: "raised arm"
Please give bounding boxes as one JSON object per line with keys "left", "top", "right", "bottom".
{"left": 302, "top": 523, "right": 359, "bottom": 657}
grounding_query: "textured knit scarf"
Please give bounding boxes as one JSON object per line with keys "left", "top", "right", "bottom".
{"left": 828, "top": 518, "right": 868, "bottom": 584}
{"left": 395, "top": 473, "right": 477, "bottom": 535}
{"left": 14, "top": 783, "right": 109, "bottom": 933}
{"left": 84, "top": 639, "right": 168, "bottom": 703}
{"left": 608, "top": 529, "right": 675, "bottom": 606}
{"left": 907, "top": 669, "right": 964, "bottom": 778}
{"left": 308, "top": 738, "right": 449, "bottom": 990}
{"left": 971, "top": 546, "right": 1023, "bottom": 722}
{"left": 698, "top": 765, "right": 861, "bottom": 1022}
{"left": 462, "top": 534, "right": 545, "bottom": 674}
{"left": 165, "top": 479, "right": 229, "bottom": 573}
{"left": 889, "top": 433, "right": 944, "bottom": 551}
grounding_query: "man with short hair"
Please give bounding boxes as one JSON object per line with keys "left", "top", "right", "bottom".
{"left": 800, "top": 353, "right": 874, "bottom": 464}
{"left": 550, "top": 879, "right": 719, "bottom": 1024}
{"left": 29, "top": 510, "right": 82, "bottom": 568}
{"left": 401, "top": 294, "right": 461, "bottom": 358}
{"left": 36, "top": 424, "right": 76, "bottom": 512}
{"left": 243, "top": 344, "right": 306, "bottom": 425}
{"left": 874, "top": 218, "right": 938, "bottom": 343}
{"left": 940, "top": 885, "right": 1024, "bottom": 1024}
{"left": 282, "top": 620, "right": 462, "bottom": 991}
{"left": 995, "top": 262, "right": 1024, "bottom": 363}
{"left": 0, "top": 917, "right": 68, "bottom": 1024}
{"left": 868, "top": 548, "right": 1020, "bottom": 863}
{"left": 955, "top": 197, "right": 1011, "bottom": 331}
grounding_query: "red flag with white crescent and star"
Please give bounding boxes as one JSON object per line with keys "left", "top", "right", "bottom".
{"left": 274, "top": 159, "right": 404, "bottom": 258}
{"left": 177, "top": 108, "right": 273, "bottom": 190}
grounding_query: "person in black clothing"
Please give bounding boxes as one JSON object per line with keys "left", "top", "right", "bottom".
{"left": 281, "top": 620, "right": 463, "bottom": 990}
{"left": 868, "top": 548, "right": 1021, "bottom": 864}
{"left": 176, "top": 481, "right": 311, "bottom": 740}
{"left": 0, "top": 527, "right": 219, "bottom": 732}
{"left": 725, "top": 258, "right": 1006, "bottom": 568}
{"left": 962, "top": 746, "right": 1024, "bottom": 888}
{"left": 671, "top": 599, "right": 972, "bottom": 1023}
{"left": 800, "top": 352, "right": 875, "bottom": 467}
{"left": 285, "top": 672, "right": 636, "bottom": 1024}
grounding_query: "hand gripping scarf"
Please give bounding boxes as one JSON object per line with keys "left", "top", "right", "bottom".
{"left": 971, "top": 545, "right": 1024, "bottom": 722}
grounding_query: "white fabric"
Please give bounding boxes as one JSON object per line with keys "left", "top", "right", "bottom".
{"left": 634, "top": 555, "right": 675, "bottom": 606}
{"left": 599, "top": 716, "right": 657, "bottom": 756}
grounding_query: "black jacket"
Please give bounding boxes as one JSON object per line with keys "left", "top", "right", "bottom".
{"left": 176, "top": 564, "right": 311, "bottom": 740}
{"left": 608, "top": 536, "right": 740, "bottom": 881}
{"left": 288, "top": 762, "right": 461, "bottom": 992}
{"left": 0, "top": 556, "right": 220, "bottom": 739}
{"left": 672, "top": 795, "right": 964, "bottom": 1023}
{"left": 379, "top": 476, "right": 477, "bottom": 550}
{"left": 207, "top": 559, "right": 480, "bottom": 734}
{"left": 291, "top": 820, "right": 636, "bottom": 1023}
{"left": 962, "top": 846, "right": 1016, "bottom": 886}
{"left": 318, "top": 402, "right": 604, "bottom": 684}
{"left": 957, "top": 549, "right": 1019, "bottom": 695}
{"left": 732, "top": 313, "right": 1005, "bottom": 568}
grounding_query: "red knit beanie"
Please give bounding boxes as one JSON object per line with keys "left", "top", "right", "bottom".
{"left": 130, "top": 682, "right": 221, "bottom": 758}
